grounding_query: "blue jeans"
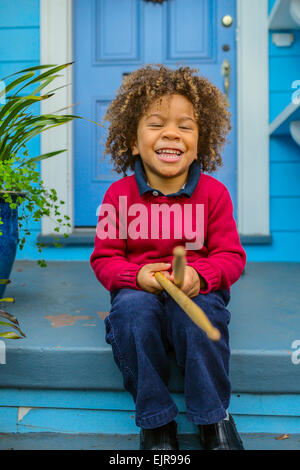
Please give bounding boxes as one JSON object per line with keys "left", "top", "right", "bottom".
{"left": 104, "top": 288, "right": 231, "bottom": 429}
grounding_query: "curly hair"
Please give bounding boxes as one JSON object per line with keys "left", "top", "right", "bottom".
{"left": 104, "top": 64, "right": 231, "bottom": 176}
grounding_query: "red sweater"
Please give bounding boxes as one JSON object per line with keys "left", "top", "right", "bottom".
{"left": 90, "top": 172, "right": 246, "bottom": 294}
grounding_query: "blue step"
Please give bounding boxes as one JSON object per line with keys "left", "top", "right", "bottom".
{"left": 0, "top": 261, "right": 299, "bottom": 436}
{"left": 0, "top": 432, "right": 300, "bottom": 450}
{"left": 1, "top": 261, "right": 299, "bottom": 392}
{"left": 0, "top": 388, "right": 299, "bottom": 435}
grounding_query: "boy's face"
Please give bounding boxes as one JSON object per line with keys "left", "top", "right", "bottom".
{"left": 132, "top": 94, "right": 198, "bottom": 183}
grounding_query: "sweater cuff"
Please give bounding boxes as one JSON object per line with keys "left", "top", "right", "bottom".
{"left": 116, "top": 264, "right": 146, "bottom": 291}
{"left": 188, "top": 260, "right": 221, "bottom": 294}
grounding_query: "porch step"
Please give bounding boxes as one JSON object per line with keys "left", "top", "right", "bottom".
{"left": 1, "top": 261, "right": 299, "bottom": 393}
{"left": 0, "top": 432, "right": 300, "bottom": 450}
{"left": 0, "top": 261, "right": 300, "bottom": 436}
{"left": 0, "top": 389, "right": 299, "bottom": 435}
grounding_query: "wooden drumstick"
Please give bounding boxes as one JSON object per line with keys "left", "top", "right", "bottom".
{"left": 172, "top": 246, "right": 186, "bottom": 288}
{"left": 154, "top": 271, "right": 221, "bottom": 341}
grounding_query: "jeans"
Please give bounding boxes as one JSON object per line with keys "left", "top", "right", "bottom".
{"left": 104, "top": 288, "right": 231, "bottom": 429}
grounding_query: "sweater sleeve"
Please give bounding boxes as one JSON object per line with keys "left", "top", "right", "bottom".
{"left": 90, "top": 189, "right": 144, "bottom": 292}
{"left": 188, "top": 187, "right": 246, "bottom": 294}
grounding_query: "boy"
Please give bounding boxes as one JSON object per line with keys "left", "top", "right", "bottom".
{"left": 90, "top": 65, "right": 246, "bottom": 450}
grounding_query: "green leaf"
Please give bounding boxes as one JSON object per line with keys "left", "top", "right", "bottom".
{"left": 2, "top": 124, "right": 49, "bottom": 158}
{"left": 0, "top": 320, "right": 26, "bottom": 337}
{"left": 24, "top": 76, "right": 57, "bottom": 98}
{"left": 1, "top": 64, "right": 58, "bottom": 81}
{"left": 0, "top": 95, "right": 47, "bottom": 136}
{"left": 0, "top": 309, "right": 18, "bottom": 324}
{"left": 0, "top": 279, "right": 11, "bottom": 285}
{"left": 15, "top": 74, "right": 62, "bottom": 97}
{"left": 37, "top": 260, "right": 47, "bottom": 268}
{"left": 2, "top": 123, "right": 52, "bottom": 158}
{"left": 39, "top": 82, "right": 71, "bottom": 99}
{"left": 0, "top": 95, "right": 22, "bottom": 122}
{"left": 0, "top": 331, "right": 22, "bottom": 339}
{"left": 17, "top": 149, "right": 67, "bottom": 167}
{"left": 0, "top": 72, "right": 35, "bottom": 100}
{"left": 16, "top": 63, "right": 73, "bottom": 92}
{"left": 8, "top": 118, "right": 74, "bottom": 157}
{"left": 0, "top": 93, "right": 46, "bottom": 122}
{"left": 79, "top": 117, "right": 104, "bottom": 129}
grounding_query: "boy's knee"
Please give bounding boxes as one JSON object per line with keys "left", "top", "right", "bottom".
{"left": 109, "top": 288, "right": 163, "bottom": 325}
{"left": 166, "top": 291, "right": 230, "bottom": 333}
{"left": 166, "top": 292, "right": 210, "bottom": 321}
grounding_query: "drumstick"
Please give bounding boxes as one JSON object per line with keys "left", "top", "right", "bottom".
{"left": 172, "top": 246, "right": 186, "bottom": 287}
{"left": 155, "top": 271, "right": 221, "bottom": 341}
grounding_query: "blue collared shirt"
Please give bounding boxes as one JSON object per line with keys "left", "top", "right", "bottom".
{"left": 134, "top": 158, "right": 201, "bottom": 198}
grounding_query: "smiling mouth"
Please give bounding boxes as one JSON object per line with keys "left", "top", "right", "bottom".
{"left": 155, "top": 148, "right": 184, "bottom": 162}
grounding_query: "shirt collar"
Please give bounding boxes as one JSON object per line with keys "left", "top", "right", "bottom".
{"left": 134, "top": 157, "right": 201, "bottom": 198}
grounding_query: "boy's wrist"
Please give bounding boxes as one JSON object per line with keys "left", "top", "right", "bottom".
{"left": 198, "top": 273, "right": 207, "bottom": 290}
{"left": 187, "top": 265, "right": 207, "bottom": 291}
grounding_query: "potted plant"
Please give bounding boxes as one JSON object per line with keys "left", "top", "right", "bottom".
{"left": 0, "top": 63, "right": 82, "bottom": 298}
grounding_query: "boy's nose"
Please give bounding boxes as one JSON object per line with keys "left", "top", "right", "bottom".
{"left": 161, "top": 127, "right": 180, "bottom": 140}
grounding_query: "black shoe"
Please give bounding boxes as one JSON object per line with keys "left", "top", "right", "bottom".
{"left": 140, "top": 420, "right": 179, "bottom": 450}
{"left": 198, "top": 414, "right": 244, "bottom": 450}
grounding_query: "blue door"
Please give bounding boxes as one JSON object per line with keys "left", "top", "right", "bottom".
{"left": 73, "top": 0, "right": 237, "bottom": 226}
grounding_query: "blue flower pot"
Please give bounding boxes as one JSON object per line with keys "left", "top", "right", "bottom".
{"left": 0, "top": 192, "right": 21, "bottom": 298}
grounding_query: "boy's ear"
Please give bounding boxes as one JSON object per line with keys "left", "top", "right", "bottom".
{"left": 131, "top": 141, "right": 139, "bottom": 156}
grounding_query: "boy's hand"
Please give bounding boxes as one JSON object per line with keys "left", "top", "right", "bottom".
{"left": 136, "top": 263, "right": 172, "bottom": 294}
{"left": 137, "top": 263, "right": 206, "bottom": 298}
{"left": 168, "top": 266, "right": 204, "bottom": 298}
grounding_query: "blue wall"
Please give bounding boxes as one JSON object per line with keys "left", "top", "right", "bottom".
{"left": 247, "top": 0, "right": 300, "bottom": 262}
{"left": 1, "top": 0, "right": 299, "bottom": 263}
{"left": 0, "top": 0, "right": 90, "bottom": 264}
{"left": 267, "top": 0, "right": 300, "bottom": 262}
{"left": 0, "top": 0, "right": 45, "bottom": 260}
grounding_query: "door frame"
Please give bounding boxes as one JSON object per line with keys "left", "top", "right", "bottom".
{"left": 40, "top": 0, "right": 269, "bottom": 237}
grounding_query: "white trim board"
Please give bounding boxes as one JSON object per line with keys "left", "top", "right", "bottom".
{"left": 40, "top": 0, "right": 270, "bottom": 237}
{"left": 236, "top": 0, "right": 269, "bottom": 236}
{"left": 40, "top": 0, "right": 73, "bottom": 236}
